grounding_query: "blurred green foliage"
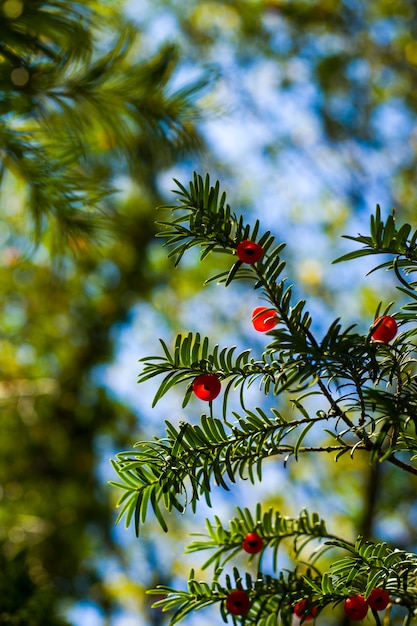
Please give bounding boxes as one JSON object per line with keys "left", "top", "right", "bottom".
{"left": 0, "top": 0, "right": 209, "bottom": 623}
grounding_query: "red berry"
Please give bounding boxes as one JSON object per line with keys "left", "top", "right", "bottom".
{"left": 237, "top": 240, "right": 263, "bottom": 264}
{"left": 192, "top": 373, "right": 221, "bottom": 401}
{"left": 344, "top": 595, "right": 368, "bottom": 621}
{"left": 294, "top": 599, "right": 318, "bottom": 621}
{"left": 252, "top": 306, "right": 279, "bottom": 332}
{"left": 242, "top": 532, "right": 263, "bottom": 554}
{"left": 371, "top": 315, "right": 398, "bottom": 343}
{"left": 225, "top": 589, "right": 250, "bottom": 616}
{"left": 367, "top": 588, "right": 390, "bottom": 611}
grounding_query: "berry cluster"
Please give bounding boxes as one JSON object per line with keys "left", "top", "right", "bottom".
{"left": 371, "top": 315, "right": 397, "bottom": 343}
{"left": 344, "top": 589, "right": 390, "bottom": 621}
{"left": 226, "top": 589, "right": 251, "bottom": 616}
{"left": 192, "top": 373, "right": 221, "bottom": 401}
{"left": 224, "top": 532, "right": 264, "bottom": 616}
{"left": 242, "top": 531, "right": 263, "bottom": 554}
{"left": 236, "top": 240, "right": 263, "bottom": 265}
{"left": 294, "top": 599, "right": 318, "bottom": 621}
{"left": 252, "top": 306, "right": 279, "bottom": 332}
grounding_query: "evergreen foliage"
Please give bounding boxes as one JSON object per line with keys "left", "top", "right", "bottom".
{"left": 113, "top": 173, "right": 417, "bottom": 625}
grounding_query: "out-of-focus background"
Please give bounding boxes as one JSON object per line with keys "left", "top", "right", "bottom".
{"left": 2, "top": 1, "right": 417, "bottom": 624}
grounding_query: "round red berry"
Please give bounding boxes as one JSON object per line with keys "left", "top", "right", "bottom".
{"left": 192, "top": 373, "right": 221, "bottom": 401}
{"left": 367, "top": 588, "right": 390, "bottom": 611}
{"left": 237, "top": 240, "right": 263, "bottom": 264}
{"left": 252, "top": 306, "right": 279, "bottom": 332}
{"left": 371, "top": 315, "right": 398, "bottom": 343}
{"left": 225, "top": 589, "right": 250, "bottom": 616}
{"left": 344, "top": 595, "right": 368, "bottom": 621}
{"left": 294, "top": 599, "right": 318, "bottom": 621}
{"left": 242, "top": 532, "right": 263, "bottom": 554}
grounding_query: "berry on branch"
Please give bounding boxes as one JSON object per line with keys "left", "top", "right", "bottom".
{"left": 371, "top": 315, "right": 398, "bottom": 343}
{"left": 225, "top": 590, "right": 251, "bottom": 616}
{"left": 236, "top": 240, "right": 263, "bottom": 264}
{"left": 242, "top": 531, "right": 263, "bottom": 554}
{"left": 192, "top": 373, "right": 221, "bottom": 401}
{"left": 293, "top": 599, "right": 318, "bottom": 621}
{"left": 252, "top": 306, "right": 279, "bottom": 332}
{"left": 367, "top": 588, "right": 390, "bottom": 611}
{"left": 343, "top": 595, "right": 368, "bottom": 621}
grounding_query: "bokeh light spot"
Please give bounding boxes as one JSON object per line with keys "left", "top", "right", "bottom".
{"left": 10, "top": 67, "right": 29, "bottom": 87}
